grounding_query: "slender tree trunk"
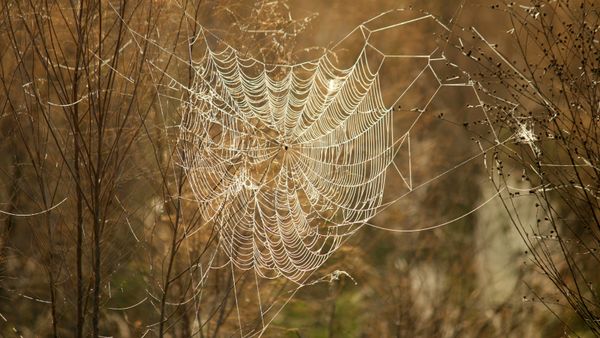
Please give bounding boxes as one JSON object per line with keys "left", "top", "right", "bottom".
{"left": 74, "top": 2, "right": 85, "bottom": 335}
{"left": 92, "top": 3, "right": 103, "bottom": 335}
{"left": 159, "top": 168, "right": 185, "bottom": 337}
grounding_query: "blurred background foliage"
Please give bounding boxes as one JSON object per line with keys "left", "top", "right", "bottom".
{"left": 0, "top": 0, "right": 598, "bottom": 337}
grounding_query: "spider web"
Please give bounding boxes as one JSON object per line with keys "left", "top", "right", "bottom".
{"left": 178, "top": 34, "right": 390, "bottom": 283}
{"left": 112, "top": 5, "right": 505, "bottom": 337}
{"left": 177, "top": 9, "right": 498, "bottom": 284}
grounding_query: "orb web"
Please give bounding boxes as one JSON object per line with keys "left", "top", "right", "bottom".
{"left": 177, "top": 10, "right": 487, "bottom": 284}
{"left": 179, "top": 43, "right": 391, "bottom": 282}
